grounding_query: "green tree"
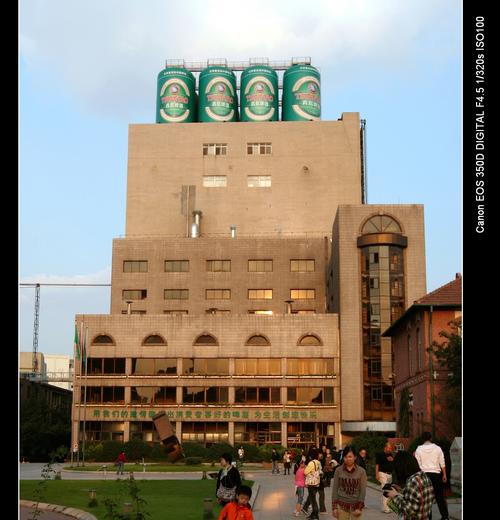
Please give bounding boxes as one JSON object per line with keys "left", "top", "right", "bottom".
{"left": 432, "top": 317, "right": 462, "bottom": 436}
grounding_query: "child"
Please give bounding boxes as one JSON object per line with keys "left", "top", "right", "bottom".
{"left": 293, "top": 460, "right": 306, "bottom": 517}
{"left": 218, "top": 485, "right": 254, "bottom": 520}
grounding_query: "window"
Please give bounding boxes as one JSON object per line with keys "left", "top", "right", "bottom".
{"left": 206, "top": 308, "right": 231, "bottom": 315}
{"left": 193, "top": 334, "right": 218, "bottom": 346}
{"left": 234, "top": 359, "right": 281, "bottom": 375}
{"left": 369, "top": 359, "right": 381, "bottom": 377}
{"left": 182, "top": 358, "right": 229, "bottom": 374}
{"left": 247, "top": 175, "right": 271, "bottom": 187}
{"left": 248, "top": 260, "right": 273, "bottom": 272}
{"left": 82, "top": 386, "right": 124, "bottom": 404}
{"left": 165, "top": 260, "right": 189, "bottom": 272}
{"left": 131, "top": 387, "right": 176, "bottom": 404}
{"left": 292, "top": 310, "right": 316, "bottom": 315}
{"left": 290, "top": 289, "right": 315, "bottom": 300}
{"left": 247, "top": 142, "right": 272, "bottom": 155}
{"left": 286, "top": 359, "right": 334, "bottom": 375}
{"left": 132, "top": 358, "right": 177, "bottom": 375}
{"left": 142, "top": 334, "right": 167, "bottom": 345}
{"left": 248, "top": 310, "right": 273, "bottom": 315}
{"left": 248, "top": 289, "right": 273, "bottom": 299}
{"left": 286, "top": 387, "right": 334, "bottom": 405}
{"left": 235, "top": 387, "right": 280, "bottom": 404}
{"left": 206, "top": 260, "right": 231, "bottom": 272}
{"left": 362, "top": 215, "right": 402, "bottom": 234}
{"left": 297, "top": 334, "right": 323, "bottom": 346}
{"left": 290, "top": 260, "right": 315, "bottom": 272}
{"left": 203, "top": 143, "right": 227, "bottom": 156}
{"left": 203, "top": 176, "right": 227, "bottom": 187}
{"left": 123, "top": 261, "right": 148, "bottom": 273}
{"left": 92, "top": 334, "right": 115, "bottom": 345}
{"left": 182, "top": 422, "right": 229, "bottom": 445}
{"left": 164, "top": 310, "right": 188, "bottom": 315}
{"left": 121, "top": 310, "right": 146, "bottom": 315}
{"left": 205, "top": 289, "right": 231, "bottom": 300}
{"left": 88, "top": 358, "right": 126, "bottom": 375}
{"left": 164, "top": 289, "right": 189, "bottom": 300}
{"left": 245, "top": 335, "right": 271, "bottom": 346}
{"left": 183, "top": 387, "right": 228, "bottom": 404}
{"left": 122, "top": 290, "right": 147, "bottom": 300}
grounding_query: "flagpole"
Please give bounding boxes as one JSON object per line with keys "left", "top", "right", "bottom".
{"left": 70, "top": 321, "right": 77, "bottom": 468}
{"left": 76, "top": 321, "right": 84, "bottom": 466}
{"left": 82, "top": 325, "right": 89, "bottom": 466}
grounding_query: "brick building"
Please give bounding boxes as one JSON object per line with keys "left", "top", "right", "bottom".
{"left": 72, "top": 104, "right": 427, "bottom": 449}
{"left": 383, "top": 274, "right": 462, "bottom": 441}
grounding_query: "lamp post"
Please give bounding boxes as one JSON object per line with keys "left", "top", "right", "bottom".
{"left": 203, "top": 498, "right": 214, "bottom": 519}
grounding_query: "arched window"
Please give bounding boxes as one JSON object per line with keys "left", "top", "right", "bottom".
{"left": 361, "top": 214, "right": 402, "bottom": 234}
{"left": 194, "top": 334, "right": 219, "bottom": 346}
{"left": 297, "top": 334, "right": 323, "bottom": 346}
{"left": 245, "top": 334, "right": 271, "bottom": 346}
{"left": 92, "top": 334, "right": 115, "bottom": 345}
{"left": 142, "top": 334, "right": 167, "bottom": 345}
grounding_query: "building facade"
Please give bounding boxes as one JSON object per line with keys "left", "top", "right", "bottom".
{"left": 72, "top": 110, "right": 427, "bottom": 449}
{"left": 383, "top": 274, "right": 462, "bottom": 441}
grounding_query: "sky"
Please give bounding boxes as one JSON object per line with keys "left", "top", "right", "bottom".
{"left": 19, "top": 0, "right": 462, "bottom": 358}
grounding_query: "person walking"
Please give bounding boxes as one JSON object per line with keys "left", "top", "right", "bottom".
{"left": 386, "top": 450, "right": 434, "bottom": 519}
{"left": 271, "top": 448, "right": 280, "bottom": 474}
{"left": 356, "top": 448, "right": 368, "bottom": 471}
{"left": 293, "top": 459, "right": 306, "bottom": 516}
{"left": 376, "top": 441, "right": 395, "bottom": 513}
{"left": 331, "top": 445, "right": 367, "bottom": 519}
{"left": 414, "top": 432, "right": 449, "bottom": 520}
{"left": 283, "top": 450, "right": 292, "bottom": 475}
{"left": 115, "top": 450, "right": 126, "bottom": 475}
{"left": 216, "top": 453, "right": 242, "bottom": 506}
{"left": 238, "top": 446, "right": 245, "bottom": 468}
{"left": 303, "top": 447, "right": 321, "bottom": 519}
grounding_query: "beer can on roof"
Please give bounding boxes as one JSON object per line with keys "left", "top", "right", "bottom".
{"left": 282, "top": 64, "right": 321, "bottom": 121}
{"left": 156, "top": 67, "right": 196, "bottom": 123}
{"left": 198, "top": 66, "right": 238, "bottom": 122}
{"left": 240, "top": 65, "right": 278, "bottom": 122}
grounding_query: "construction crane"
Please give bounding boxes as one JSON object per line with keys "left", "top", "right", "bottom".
{"left": 32, "top": 283, "right": 40, "bottom": 373}
{"left": 20, "top": 282, "right": 111, "bottom": 376}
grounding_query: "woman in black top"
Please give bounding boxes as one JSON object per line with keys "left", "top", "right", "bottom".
{"left": 216, "top": 453, "right": 242, "bottom": 506}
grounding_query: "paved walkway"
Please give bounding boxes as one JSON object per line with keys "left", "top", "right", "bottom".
{"left": 20, "top": 506, "right": 76, "bottom": 520}
{"left": 19, "top": 464, "right": 461, "bottom": 519}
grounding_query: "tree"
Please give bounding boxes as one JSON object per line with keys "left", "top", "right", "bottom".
{"left": 432, "top": 317, "right": 462, "bottom": 436}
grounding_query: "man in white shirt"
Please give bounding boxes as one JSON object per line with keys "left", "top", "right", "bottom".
{"left": 415, "top": 432, "right": 449, "bottom": 520}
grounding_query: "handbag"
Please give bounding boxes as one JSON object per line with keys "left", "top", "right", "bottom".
{"left": 305, "top": 460, "right": 321, "bottom": 487}
{"left": 217, "top": 483, "right": 237, "bottom": 502}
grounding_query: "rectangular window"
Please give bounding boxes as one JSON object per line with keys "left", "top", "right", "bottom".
{"left": 206, "top": 260, "right": 231, "bottom": 272}
{"left": 206, "top": 289, "right": 231, "bottom": 300}
{"left": 132, "top": 359, "right": 177, "bottom": 375}
{"left": 290, "top": 289, "right": 315, "bottom": 300}
{"left": 248, "top": 259, "right": 273, "bottom": 272}
{"left": 206, "top": 308, "right": 231, "bottom": 314}
{"left": 203, "top": 143, "right": 227, "bottom": 156}
{"left": 247, "top": 175, "right": 271, "bottom": 187}
{"left": 292, "top": 310, "right": 316, "bottom": 315}
{"left": 122, "top": 289, "right": 147, "bottom": 300}
{"left": 182, "top": 359, "right": 229, "bottom": 375}
{"left": 123, "top": 261, "right": 148, "bottom": 273}
{"left": 165, "top": 260, "right": 189, "bottom": 272}
{"left": 131, "top": 387, "right": 176, "bottom": 404}
{"left": 183, "top": 387, "right": 228, "bottom": 404}
{"left": 247, "top": 142, "right": 272, "bottom": 155}
{"left": 248, "top": 289, "right": 273, "bottom": 299}
{"left": 248, "top": 310, "right": 273, "bottom": 315}
{"left": 286, "top": 359, "right": 334, "bottom": 375}
{"left": 163, "top": 309, "right": 189, "bottom": 315}
{"left": 234, "top": 359, "right": 281, "bottom": 376}
{"left": 290, "top": 260, "right": 315, "bottom": 272}
{"left": 164, "top": 289, "right": 189, "bottom": 300}
{"left": 88, "top": 358, "right": 126, "bottom": 375}
{"left": 203, "top": 176, "right": 227, "bottom": 187}
{"left": 120, "top": 310, "right": 146, "bottom": 315}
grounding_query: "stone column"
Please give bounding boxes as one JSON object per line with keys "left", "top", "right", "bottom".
{"left": 281, "top": 422, "right": 288, "bottom": 447}
{"left": 228, "top": 421, "right": 235, "bottom": 446}
{"left": 450, "top": 437, "right": 462, "bottom": 494}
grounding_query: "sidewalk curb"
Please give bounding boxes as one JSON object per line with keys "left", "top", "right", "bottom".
{"left": 249, "top": 482, "right": 260, "bottom": 510}
{"left": 20, "top": 500, "right": 97, "bottom": 520}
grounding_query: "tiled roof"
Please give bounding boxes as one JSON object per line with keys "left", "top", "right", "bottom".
{"left": 415, "top": 274, "right": 462, "bottom": 307}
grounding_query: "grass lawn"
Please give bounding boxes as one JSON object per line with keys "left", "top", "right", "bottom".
{"left": 20, "top": 479, "right": 253, "bottom": 519}
{"left": 65, "top": 463, "right": 210, "bottom": 472}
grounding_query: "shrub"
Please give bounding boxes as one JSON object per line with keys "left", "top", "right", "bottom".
{"left": 350, "top": 433, "right": 388, "bottom": 477}
{"left": 184, "top": 457, "right": 203, "bottom": 465}
{"left": 258, "top": 444, "right": 286, "bottom": 462}
{"left": 239, "top": 443, "right": 262, "bottom": 462}
{"left": 182, "top": 442, "right": 208, "bottom": 459}
{"left": 99, "top": 440, "right": 123, "bottom": 462}
{"left": 150, "top": 443, "right": 168, "bottom": 461}
{"left": 124, "top": 439, "right": 153, "bottom": 461}
{"left": 205, "top": 443, "right": 236, "bottom": 463}
{"left": 84, "top": 442, "right": 103, "bottom": 462}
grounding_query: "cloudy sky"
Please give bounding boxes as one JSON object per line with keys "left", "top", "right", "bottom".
{"left": 20, "top": 0, "right": 461, "bottom": 358}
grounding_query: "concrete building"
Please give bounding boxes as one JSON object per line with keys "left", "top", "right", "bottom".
{"left": 72, "top": 106, "right": 427, "bottom": 449}
{"left": 383, "top": 274, "right": 462, "bottom": 441}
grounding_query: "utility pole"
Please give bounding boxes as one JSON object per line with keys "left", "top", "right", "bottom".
{"left": 32, "top": 284, "right": 40, "bottom": 374}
